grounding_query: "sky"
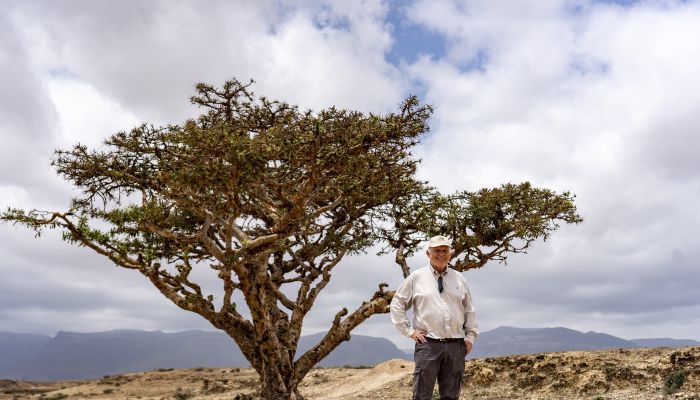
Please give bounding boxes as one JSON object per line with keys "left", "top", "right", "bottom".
{"left": 1, "top": 0, "right": 699, "bottom": 351}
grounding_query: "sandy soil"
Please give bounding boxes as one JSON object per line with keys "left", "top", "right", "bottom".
{"left": 1, "top": 346, "right": 698, "bottom": 399}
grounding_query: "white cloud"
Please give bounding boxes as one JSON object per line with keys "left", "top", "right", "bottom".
{"left": 48, "top": 78, "right": 141, "bottom": 149}
{"left": 12, "top": 0, "right": 405, "bottom": 123}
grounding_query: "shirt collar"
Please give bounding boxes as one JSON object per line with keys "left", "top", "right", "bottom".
{"left": 430, "top": 264, "right": 449, "bottom": 277}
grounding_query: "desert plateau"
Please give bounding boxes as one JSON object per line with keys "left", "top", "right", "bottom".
{"left": 1, "top": 346, "right": 698, "bottom": 400}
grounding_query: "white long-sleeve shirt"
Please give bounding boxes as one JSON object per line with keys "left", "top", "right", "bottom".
{"left": 390, "top": 265, "right": 479, "bottom": 344}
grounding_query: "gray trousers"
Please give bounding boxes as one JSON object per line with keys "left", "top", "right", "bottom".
{"left": 413, "top": 339, "right": 466, "bottom": 400}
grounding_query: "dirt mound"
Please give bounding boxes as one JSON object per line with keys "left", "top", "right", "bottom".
{"left": 372, "top": 358, "right": 414, "bottom": 373}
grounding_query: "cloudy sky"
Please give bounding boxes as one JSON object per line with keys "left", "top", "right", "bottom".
{"left": 1, "top": 0, "right": 699, "bottom": 351}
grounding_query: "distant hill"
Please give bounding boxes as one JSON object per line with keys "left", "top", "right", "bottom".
{"left": 0, "top": 330, "right": 407, "bottom": 381}
{"left": 466, "top": 327, "right": 698, "bottom": 360}
{"left": 631, "top": 338, "right": 700, "bottom": 348}
{"left": 298, "top": 332, "right": 408, "bottom": 367}
{"left": 0, "top": 330, "right": 246, "bottom": 381}
{"left": 0, "top": 332, "right": 51, "bottom": 371}
{"left": 469, "top": 326, "right": 638, "bottom": 359}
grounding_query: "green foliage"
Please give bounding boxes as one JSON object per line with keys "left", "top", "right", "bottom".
{"left": 2, "top": 78, "right": 434, "bottom": 283}
{"left": 663, "top": 369, "right": 686, "bottom": 394}
{"left": 374, "top": 182, "right": 582, "bottom": 273}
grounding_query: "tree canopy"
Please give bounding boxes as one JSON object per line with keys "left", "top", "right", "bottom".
{"left": 2, "top": 79, "right": 581, "bottom": 399}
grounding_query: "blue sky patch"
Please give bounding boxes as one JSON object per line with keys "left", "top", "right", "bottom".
{"left": 384, "top": 3, "right": 447, "bottom": 66}
{"left": 593, "top": 0, "right": 642, "bottom": 6}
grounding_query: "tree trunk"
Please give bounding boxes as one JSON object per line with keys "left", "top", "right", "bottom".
{"left": 256, "top": 359, "right": 303, "bottom": 400}
{"left": 258, "top": 378, "right": 303, "bottom": 400}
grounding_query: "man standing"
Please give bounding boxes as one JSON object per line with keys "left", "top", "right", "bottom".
{"left": 390, "top": 235, "right": 479, "bottom": 400}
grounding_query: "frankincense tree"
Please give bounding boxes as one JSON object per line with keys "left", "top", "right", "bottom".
{"left": 2, "top": 79, "right": 581, "bottom": 399}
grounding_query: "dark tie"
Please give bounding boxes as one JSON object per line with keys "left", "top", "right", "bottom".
{"left": 438, "top": 275, "right": 444, "bottom": 293}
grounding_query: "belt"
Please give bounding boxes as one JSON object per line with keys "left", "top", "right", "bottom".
{"left": 426, "top": 337, "right": 464, "bottom": 343}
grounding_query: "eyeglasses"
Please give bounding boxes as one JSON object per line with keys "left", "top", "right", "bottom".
{"left": 438, "top": 275, "right": 443, "bottom": 293}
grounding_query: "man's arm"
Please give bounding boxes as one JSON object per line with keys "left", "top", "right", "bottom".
{"left": 389, "top": 274, "right": 415, "bottom": 338}
{"left": 462, "top": 276, "right": 479, "bottom": 348}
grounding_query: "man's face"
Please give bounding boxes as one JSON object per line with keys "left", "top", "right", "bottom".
{"left": 426, "top": 245, "right": 452, "bottom": 271}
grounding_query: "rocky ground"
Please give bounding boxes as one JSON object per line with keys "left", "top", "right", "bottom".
{"left": 1, "top": 346, "right": 698, "bottom": 399}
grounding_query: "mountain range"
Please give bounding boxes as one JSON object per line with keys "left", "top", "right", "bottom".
{"left": 467, "top": 325, "right": 680, "bottom": 358}
{"left": 0, "top": 330, "right": 407, "bottom": 381}
{"left": 1, "top": 327, "right": 697, "bottom": 381}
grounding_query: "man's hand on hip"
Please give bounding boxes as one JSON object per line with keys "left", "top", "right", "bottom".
{"left": 410, "top": 330, "right": 427, "bottom": 344}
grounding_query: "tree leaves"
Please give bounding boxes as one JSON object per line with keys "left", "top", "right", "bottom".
{"left": 377, "top": 182, "right": 582, "bottom": 272}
